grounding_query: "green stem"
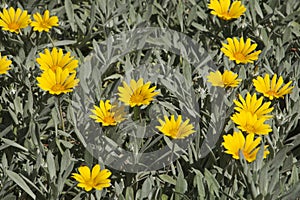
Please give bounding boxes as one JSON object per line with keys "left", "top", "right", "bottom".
{"left": 167, "top": 142, "right": 175, "bottom": 172}
{"left": 133, "top": 106, "right": 140, "bottom": 121}
{"left": 35, "top": 31, "right": 40, "bottom": 46}
{"left": 58, "top": 96, "right": 65, "bottom": 132}
{"left": 47, "top": 33, "right": 55, "bottom": 47}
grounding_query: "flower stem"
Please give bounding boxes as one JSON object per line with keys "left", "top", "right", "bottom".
{"left": 57, "top": 96, "right": 65, "bottom": 132}
{"left": 133, "top": 106, "right": 140, "bottom": 121}
{"left": 47, "top": 33, "right": 55, "bottom": 47}
{"left": 35, "top": 32, "right": 40, "bottom": 46}
{"left": 167, "top": 142, "right": 175, "bottom": 172}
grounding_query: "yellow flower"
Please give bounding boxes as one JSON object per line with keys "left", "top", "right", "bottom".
{"left": 207, "top": 70, "right": 241, "bottom": 88}
{"left": 208, "top": 0, "right": 246, "bottom": 20}
{"left": 90, "top": 100, "right": 126, "bottom": 126}
{"left": 221, "top": 37, "right": 262, "bottom": 64}
{"left": 36, "top": 67, "right": 79, "bottom": 95}
{"left": 36, "top": 48, "right": 78, "bottom": 72}
{"left": 118, "top": 78, "right": 159, "bottom": 107}
{"left": 253, "top": 74, "right": 294, "bottom": 100}
{"left": 0, "top": 54, "right": 12, "bottom": 74}
{"left": 231, "top": 111, "right": 272, "bottom": 135}
{"left": 0, "top": 7, "right": 31, "bottom": 33}
{"left": 234, "top": 93, "right": 273, "bottom": 119}
{"left": 222, "top": 131, "right": 269, "bottom": 162}
{"left": 72, "top": 164, "right": 112, "bottom": 192}
{"left": 31, "top": 10, "right": 59, "bottom": 32}
{"left": 156, "top": 115, "right": 195, "bottom": 139}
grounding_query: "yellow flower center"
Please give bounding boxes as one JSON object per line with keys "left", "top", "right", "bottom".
{"left": 51, "top": 65, "right": 59, "bottom": 71}
{"left": 169, "top": 128, "right": 179, "bottom": 137}
{"left": 266, "top": 90, "right": 276, "bottom": 96}
{"left": 245, "top": 124, "right": 255, "bottom": 134}
{"left": 234, "top": 53, "right": 246, "bottom": 62}
{"left": 130, "top": 94, "right": 144, "bottom": 104}
{"left": 220, "top": 12, "right": 231, "bottom": 20}
{"left": 242, "top": 150, "right": 251, "bottom": 160}
{"left": 51, "top": 84, "right": 65, "bottom": 92}
{"left": 103, "top": 115, "right": 116, "bottom": 124}
{"left": 8, "top": 23, "right": 20, "bottom": 31}
{"left": 40, "top": 21, "right": 50, "bottom": 28}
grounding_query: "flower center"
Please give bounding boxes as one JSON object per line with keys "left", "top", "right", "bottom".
{"left": 103, "top": 115, "right": 115, "bottom": 124}
{"left": 234, "top": 53, "right": 246, "bottom": 62}
{"left": 41, "top": 21, "right": 50, "bottom": 28}
{"left": 8, "top": 23, "right": 20, "bottom": 31}
{"left": 169, "top": 128, "right": 179, "bottom": 137}
{"left": 242, "top": 150, "right": 251, "bottom": 160}
{"left": 266, "top": 90, "right": 276, "bottom": 96}
{"left": 130, "top": 94, "right": 144, "bottom": 104}
{"left": 221, "top": 12, "right": 231, "bottom": 20}
{"left": 51, "top": 65, "right": 59, "bottom": 71}
{"left": 245, "top": 124, "right": 256, "bottom": 134}
{"left": 51, "top": 84, "right": 65, "bottom": 92}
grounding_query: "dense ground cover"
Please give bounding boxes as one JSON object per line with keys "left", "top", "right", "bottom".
{"left": 0, "top": 0, "right": 300, "bottom": 199}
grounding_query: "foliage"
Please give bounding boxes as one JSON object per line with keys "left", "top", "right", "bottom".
{"left": 0, "top": 0, "right": 300, "bottom": 199}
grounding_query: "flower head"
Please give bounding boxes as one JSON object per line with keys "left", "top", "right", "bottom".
{"left": 156, "top": 115, "right": 195, "bottom": 139}
{"left": 207, "top": 70, "right": 241, "bottom": 88}
{"left": 222, "top": 131, "right": 269, "bottom": 162}
{"left": 36, "top": 48, "right": 78, "bottom": 72}
{"left": 0, "top": 7, "right": 31, "bottom": 33}
{"left": 36, "top": 67, "right": 79, "bottom": 95}
{"left": 118, "top": 78, "right": 159, "bottom": 107}
{"left": 72, "top": 164, "right": 112, "bottom": 192}
{"left": 90, "top": 100, "right": 126, "bottom": 126}
{"left": 221, "top": 37, "right": 261, "bottom": 64}
{"left": 234, "top": 93, "right": 273, "bottom": 119}
{"left": 31, "top": 10, "right": 59, "bottom": 32}
{"left": 231, "top": 111, "right": 272, "bottom": 135}
{"left": 0, "top": 54, "right": 12, "bottom": 74}
{"left": 253, "top": 74, "right": 294, "bottom": 100}
{"left": 208, "top": 0, "right": 246, "bottom": 20}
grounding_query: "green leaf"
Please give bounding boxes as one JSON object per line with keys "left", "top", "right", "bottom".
{"left": 204, "top": 169, "right": 220, "bottom": 197}
{"left": 176, "top": 0, "right": 184, "bottom": 32}
{"left": 161, "top": 194, "right": 169, "bottom": 200}
{"left": 64, "top": 0, "right": 76, "bottom": 31}
{"left": 141, "top": 178, "right": 152, "bottom": 198}
{"left": 254, "top": 0, "right": 264, "bottom": 18}
{"left": 60, "top": 150, "right": 71, "bottom": 174}
{"left": 159, "top": 174, "right": 177, "bottom": 185}
{"left": 175, "top": 171, "right": 187, "bottom": 199}
{"left": 1, "top": 138, "right": 28, "bottom": 152}
{"left": 193, "top": 169, "right": 205, "bottom": 198}
{"left": 47, "top": 151, "right": 56, "bottom": 180}
{"left": 281, "top": 182, "right": 300, "bottom": 200}
{"left": 125, "top": 186, "right": 134, "bottom": 200}
{"left": 6, "top": 170, "right": 36, "bottom": 199}
{"left": 283, "top": 27, "right": 292, "bottom": 45}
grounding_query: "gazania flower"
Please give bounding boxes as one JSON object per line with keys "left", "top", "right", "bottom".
{"left": 234, "top": 93, "right": 273, "bottom": 119}
{"left": 0, "top": 54, "right": 12, "bottom": 74}
{"left": 253, "top": 74, "right": 294, "bottom": 100}
{"left": 118, "top": 78, "right": 159, "bottom": 107}
{"left": 231, "top": 111, "right": 272, "bottom": 135}
{"left": 222, "top": 131, "right": 269, "bottom": 162}
{"left": 208, "top": 0, "right": 246, "bottom": 20}
{"left": 156, "top": 115, "right": 195, "bottom": 139}
{"left": 207, "top": 70, "right": 241, "bottom": 88}
{"left": 36, "top": 48, "right": 78, "bottom": 72}
{"left": 0, "top": 7, "right": 31, "bottom": 33}
{"left": 90, "top": 100, "right": 126, "bottom": 126}
{"left": 221, "top": 37, "right": 262, "bottom": 64}
{"left": 31, "top": 10, "right": 59, "bottom": 32}
{"left": 72, "top": 164, "right": 112, "bottom": 192}
{"left": 36, "top": 67, "right": 79, "bottom": 95}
